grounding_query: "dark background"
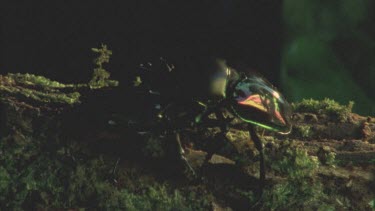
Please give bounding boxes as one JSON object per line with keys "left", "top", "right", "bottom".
{"left": 1, "top": 1, "right": 374, "bottom": 115}
{"left": 1, "top": 1, "right": 282, "bottom": 85}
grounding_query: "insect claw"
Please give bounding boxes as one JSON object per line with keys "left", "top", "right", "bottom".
{"left": 176, "top": 132, "right": 197, "bottom": 179}
{"left": 108, "top": 158, "right": 121, "bottom": 184}
{"left": 182, "top": 157, "right": 196, "bottom": 177}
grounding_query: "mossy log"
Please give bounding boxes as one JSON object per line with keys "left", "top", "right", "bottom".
{"left": 0, "top": 73, "right": 374, "bottom": 210}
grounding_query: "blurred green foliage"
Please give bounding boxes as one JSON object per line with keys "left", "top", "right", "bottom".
{"left": 369, "top": 199, "right": 375, "bottom": 210}
{"left": 282, "top": 0, "right": 375, "bottom": 115}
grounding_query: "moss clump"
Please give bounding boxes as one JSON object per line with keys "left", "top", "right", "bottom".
{"left": 238, "top": 140, "right": 333, "bottom": 210}
{"left": 0, "top": 74, "right": 81, "bottom": 105}
{"left": 7, "top": 73, "right": 74, "bottom": 89}
{"left": 89, "top": 44, "right": 119, "bottom": 89}
{"left": 295, "top": 125, "right": 313, "bottom": 138}
{"left": 269, "top": 141, "right": 319, "bottom": 179}
{"left": 0, "top": 131, "right": 209, "bottom": 210}
{"left": 133, "top": 76, "right": 142, "bottom": 87}
{"left": 292, "top": 98, "right": 354, "bottom": 121}
{"left": 317, "top": 146, "right": 337, "bottom": 167}
{"left": 325, "top": 151, "right": 336, "bottom": 167}
{"left": 0, "top": 44, "right": 119, "bottom": 106}
{"left": 262, "top": 141, "right": 332, "bottom": 210}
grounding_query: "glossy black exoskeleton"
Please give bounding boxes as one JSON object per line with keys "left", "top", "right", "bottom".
{"left": 125, "top": 57, "right": 292, "bottom": 189}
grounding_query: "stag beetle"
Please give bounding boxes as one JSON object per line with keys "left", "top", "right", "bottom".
{"left": 122, "top": 57, "right": 292, "bottom": 187}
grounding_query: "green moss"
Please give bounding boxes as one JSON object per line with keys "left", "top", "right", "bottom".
{"left": 89, "top": 44, "right": 119, "bottom": 89}
{"left": 268, "top": 141, "right": 319, "bottom": 179}
{"left": 0, "top": 74, "right": 81, "bottom": 105}
{"left": 133, "top": 76, "right": 142, "bottom": 87}
{"left": 295, "top": 125, "right": 313, "bottom": 138}
{"left": 263, "top": 141, "right": 332, "bottom": 210}
{"left": 7, "top": 73, "right": 74, "bottom": 89}
{"left": 0, "top": 115, "right": 210, "bottom": 210}
{"left": 325, "top": 151, "right": 336, "bottom": 167}
{"left": 292, "top": 98, "right": 354, "bottom": 121}
{"left": 0, "top": 44, "right": 119, "bottom": 105}
{"left": 0, "top": 167, "right": 11, "bottom": 202}
{"left": 232, "top": 140, "right": 326, "bottom": 209}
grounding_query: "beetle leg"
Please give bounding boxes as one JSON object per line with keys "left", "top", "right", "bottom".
{"left": 202, "top": 111, "right": 233, "bottom": 169}
{"left": 215, "top": 110, "right": 230, "bottom": 132}
{"left": 112, "top": 157, "right": 121, "bottom": 175}
{"left": 175, "top": 132, "right": 196, "bottom": 177}
{"left": 109, "top": 157, "right": 121, "bottom": 184}
{"left": 249, "top": 125, "right": 265, "bottom": 187}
